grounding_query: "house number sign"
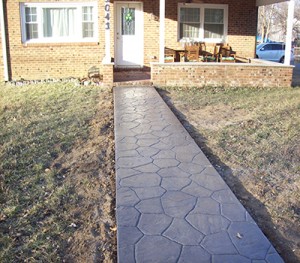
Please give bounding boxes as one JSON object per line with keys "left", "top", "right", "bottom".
{"left": 105, "top": 0, "right": 110, "bottom": 30}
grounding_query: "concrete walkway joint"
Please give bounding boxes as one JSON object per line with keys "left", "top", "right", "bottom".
{"left": 114, "top": 87, "right": 284, "bottom": 263}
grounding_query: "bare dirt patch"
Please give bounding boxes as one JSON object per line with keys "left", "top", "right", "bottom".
{"left": 158, "top": 86, "right": 300, "bottom": 263}
{"left": 60, "top": 99, "right": 116, "bottom": 263}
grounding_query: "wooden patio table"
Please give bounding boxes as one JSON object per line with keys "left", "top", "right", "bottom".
{"left": 175, "top": 49, "right": 186, "bottom": 62}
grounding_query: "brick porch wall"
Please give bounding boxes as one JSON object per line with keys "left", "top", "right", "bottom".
{"left": 151, "top": 62, "right": 293, "bottom": 88}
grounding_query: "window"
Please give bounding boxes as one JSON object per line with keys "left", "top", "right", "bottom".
{"left": 272, "top": 44, "right": 285, "bottom": 50}
{"left": 25, "top": 7, "right": 38, "bottom": 40}
{"left": 178, "top": 4, "right": 228, "bottom": 42}
{"left": 21, "top": 3, "right": 98, "bottom": 43}
{"left": 260, "top": 44, "right": 285, "bottom": 51}
{"left": 82, "top": 6, "right": 94, "bottom": 38}
{"left": 121, "top": 7, "right": 135, "bottom": 35}
{"left": 204, "top": 9, "right": 224, "bottom": 39}
{"left": 261, "top": 44, "right": 273, "bottom": 51}
{"left": 180, "top": 8, "right": 200, "bottom": 39}
{"left": 43, "top": 8, "right": 76, "bottom": 38}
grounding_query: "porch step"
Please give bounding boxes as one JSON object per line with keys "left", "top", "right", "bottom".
{"left": 113, "top": 70, "right": 151, "bottom": 87}
{"left": 113, "top": 80, "right": 153, "bottom": 87}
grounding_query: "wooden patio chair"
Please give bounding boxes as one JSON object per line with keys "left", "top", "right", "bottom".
{"left": 218, "top": 44, "right": 236, "bottom": 63}
{"left": 192, "top": 42, "right": 205, "bottom": 62}
{"left": 203, "top": 44, "right": 220, "bottom": 62}
{"left": 185, "top": 44, "right": 200, "bottom": 62}
{"left": 164, "top": 47, "right": 175, "bottom": 63}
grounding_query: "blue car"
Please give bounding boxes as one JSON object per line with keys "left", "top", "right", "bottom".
{"left": 256, "top": 42, "right": 288, "bottom": 63}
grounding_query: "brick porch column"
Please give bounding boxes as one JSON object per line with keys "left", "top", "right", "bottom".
{"left": 102, "top": 63, "right": 114, "bottom": 87}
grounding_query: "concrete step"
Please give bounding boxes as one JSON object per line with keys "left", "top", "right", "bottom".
{"left": 113, "top": 80, "right": 153, "bottom": 87}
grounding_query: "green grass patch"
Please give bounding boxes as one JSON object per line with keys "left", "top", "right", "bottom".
{"left": 0, "top": 83, "right": 105, "bottom": 262}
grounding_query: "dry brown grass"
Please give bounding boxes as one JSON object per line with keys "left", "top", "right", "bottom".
{"left": 0, "top": 83, "right": 116, "bottom": 262}
{"left": 158, "top": 86, "right": 300, "bottom": 263}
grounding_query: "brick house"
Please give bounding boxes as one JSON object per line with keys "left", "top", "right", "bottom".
{"left": 0, "top": 0, "right": 295, "bottom": 86}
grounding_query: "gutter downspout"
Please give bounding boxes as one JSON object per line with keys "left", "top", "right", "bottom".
{"left": 0, "top": 0, "right": 8, "bottom": 81}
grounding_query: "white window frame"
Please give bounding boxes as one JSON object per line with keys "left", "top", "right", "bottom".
{"left": 178, "top": 3, "right": 228, "bottom": 43}
{"left": 20, "top": 2, "right": 98, "bottom": 43}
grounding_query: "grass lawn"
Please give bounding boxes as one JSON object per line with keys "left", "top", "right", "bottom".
{"left": 158, "top": 86, "right": 300, "bottom": 263}
{"left": 0, "top": 83, "right": 116, "bottom": 262}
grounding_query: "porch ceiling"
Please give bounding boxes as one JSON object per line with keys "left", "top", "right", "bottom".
{"left": 256, "top": 0, "right": 290, "bottom": 6}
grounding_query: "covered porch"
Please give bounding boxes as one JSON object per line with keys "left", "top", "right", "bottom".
{"left": 102, "top": 0, "right": 295, "bottom": 87}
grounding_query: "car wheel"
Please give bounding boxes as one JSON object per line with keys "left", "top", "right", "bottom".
{"left": 279, "top": 56, "right": 284, "bottom": 63}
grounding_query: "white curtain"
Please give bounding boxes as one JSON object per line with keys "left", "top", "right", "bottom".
{"left": 204, "top": 24, "right": 223, "bottom": 39}
{"left": 180, "top": 8, "right": 200, "bottom": 39}
{"left": 182, "top": 23, "right": 200, "bottom": 39}
{"left": 43, "top": 8, "right": 75, "bottom": 37}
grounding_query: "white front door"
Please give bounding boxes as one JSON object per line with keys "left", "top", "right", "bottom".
{"left": 115, "top": 2, "right": 143, "bottom": 67}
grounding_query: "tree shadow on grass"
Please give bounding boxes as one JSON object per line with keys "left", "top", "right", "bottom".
{"left": 157, "top": 87, "right": 299, "bottom": 263}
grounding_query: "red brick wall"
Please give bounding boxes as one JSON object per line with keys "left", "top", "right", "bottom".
{"left": 1, "top": 0, "right": 258, "bottom": 80}
{"left": 5, "top": 0, "right": 105, "bottom": 80}
{"left": 151, "top": 62, "right": 293, "bottom": 88}
{"left": 164, "top": 0, "right": 257, "bottom": 58}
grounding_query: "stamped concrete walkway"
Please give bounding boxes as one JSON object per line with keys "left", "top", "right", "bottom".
{"left": 114, "top": 87, "right": 284, "bottom": 263}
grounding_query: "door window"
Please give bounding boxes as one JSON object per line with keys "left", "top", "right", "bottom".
{"left": 122, "top": 7, "right": 135, "bottom": 35}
